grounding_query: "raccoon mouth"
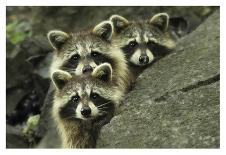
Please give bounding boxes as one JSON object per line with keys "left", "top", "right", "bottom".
{"left": 129, "top": 61, "right": 148, "bottom": 67}
{"left": 139, "top": 62, "right": 149, "bottom": 66}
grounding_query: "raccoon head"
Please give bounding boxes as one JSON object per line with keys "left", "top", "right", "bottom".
{"left": 110, "top": 13, "right": 176, "bottom": 67}
{"left": 52, "top": 63, "right": 121, "bottom": 122}
{"left": 48, "top": 21, "right": 115, "bottom": 76}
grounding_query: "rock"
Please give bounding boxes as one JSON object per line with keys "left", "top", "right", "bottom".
{"left": 97, "top": 10, "right": 219, "bottom": 148}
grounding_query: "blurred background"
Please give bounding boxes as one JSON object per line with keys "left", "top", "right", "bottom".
{"left": 6, "top": 6, "right": 218, "bottom": 148}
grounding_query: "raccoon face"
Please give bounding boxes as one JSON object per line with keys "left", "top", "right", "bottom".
{"left": 52, "top": 63, "right": 119, "bottom": 122}
{"left": 56, "top": 35, "right": 113, "bottom": 76}
{"left": 110, "top": 13, "right": 176, "bottom": 67}
{"left": 48, "top": 21, "right": 114, "bottom": 75}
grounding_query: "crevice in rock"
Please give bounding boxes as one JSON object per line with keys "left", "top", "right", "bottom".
{"left": 181, "top": 74, "right": 219, "bottom": 92}
{"left": 155, "top": 74, "right": 220, "bottom": 102}
{"left": 154, "top": 92, "right": 171, "bottom": 102}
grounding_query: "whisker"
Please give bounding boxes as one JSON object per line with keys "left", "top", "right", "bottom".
{"left": 98, "top": 107, "right": 109, "bottom": 110}
{"left": 60, "top": 66, "right": 77, "bottom": 71}
{"left": 97, "top": 101, "right": 111, "bottom": 108}
{"left": 61, "top": 68, "right": 76, "bottom": 71}
{"left": 63, "top": 115, "right": 77, "bottom": 120}
{"left": 99, "top": 110, "right": 108, "bottom": 114}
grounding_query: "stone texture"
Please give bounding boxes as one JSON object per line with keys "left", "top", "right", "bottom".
{"left": 97, "top": 10, "right": 219, "bottom": 148}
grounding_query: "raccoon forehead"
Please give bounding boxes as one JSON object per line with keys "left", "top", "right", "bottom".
{"left": 72, "top": 34, "right": 107, "bottom": 48}
{"left": 68, "top": 40, "right": 109, "bottom": 55}
{"left": 115, "top": 21, "right": 166, "bottom": 40}
{"left": 91, "top": 85, "right": 118, "bottom": 100}
{"left": 121, "top": 28, "right": 139, "bottom": 38}
{"left": 61, "top": 82, "right": 82, "bottom": 94}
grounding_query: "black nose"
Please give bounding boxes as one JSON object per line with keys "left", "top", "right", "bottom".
{"left": 139, "top": 55, "right": 149, "bottom": 65}
{"left": 82, "top": 65, "right": 93, "bottom": 73}
{"left": 81, "top": 106, "right": 91, "bottom": 117}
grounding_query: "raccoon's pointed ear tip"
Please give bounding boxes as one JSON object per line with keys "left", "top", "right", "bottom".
{"left": 150, "top": 13, "right": 169, "bottom": 31}
{"left": 100, "top": 62, "right": 113, "bottom": 72}
{"left": 47, "top": 30, "right": 68, "bottom": 39}
{"left": 93, "top": 21, "right": 113, "bottom": 30}
{"left": 109, "top": 14, "right": 129, "bottom": 24}
{"left": 93, "top": 21, "right": 113, "bottom": 40}
{"left": 47, "top": 30, "right": 69, "bottom": 50}
{"left": 92, "top": 63, "right": 112, "bottom": 82}
{"left": 159, "top": 13, "right": 169, "bottom": 17}
{"left": 51, "top": 70, "right": 72, "bottom": 90}
{"left": 109, "top": 14, "right": 129, "bottom": 33}
{"left": 161, "top": 13, "right": 169, "bottom": 22}
{"left": 110, "top": 14, "right": 125, "bottom": 20}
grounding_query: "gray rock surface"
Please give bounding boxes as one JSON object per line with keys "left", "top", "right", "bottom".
{"left": 97, "top": 10, "right": 219, "bottom": 148}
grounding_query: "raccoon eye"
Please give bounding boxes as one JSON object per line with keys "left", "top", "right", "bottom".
{"left": 91, "top": 51, "right": 101, "bottom": 57}
{"left": 128, "top": 41, "right": 138, "bottom": 48}
{"left": 70, "top": 95, "right": 80, "bottom": 102}
{"left": 90, "top": 93, "right": 99, "bottom": 100}
{"left": 70, "top": 54, "right": 80, "bottom": 62}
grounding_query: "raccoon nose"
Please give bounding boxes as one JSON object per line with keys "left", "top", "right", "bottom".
{"left": 81, "top": 106, "right": 91, "bottom": 117}
{"left": 139, "top": 55, "right": 149, "bottom": 65}
{"left": 82, "top": 65, "right": 93, "bottom": 74}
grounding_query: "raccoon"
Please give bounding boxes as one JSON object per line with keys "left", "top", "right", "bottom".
{"left": 51, "top": 63, "right": 123, "bottom": 148}
{"left": 109, "top": 13, "right": 176, "bottom": 80}
{"left": 47, "top": 21, "right": 131, "bottom": 92}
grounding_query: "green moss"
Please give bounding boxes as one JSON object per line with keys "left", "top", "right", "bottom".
{"left": 6, "top": 21, "right": 32, "bottom": 45}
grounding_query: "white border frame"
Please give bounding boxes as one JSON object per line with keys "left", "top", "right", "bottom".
{"left": 1, "top": 1, "right": 224, "bottom": 155}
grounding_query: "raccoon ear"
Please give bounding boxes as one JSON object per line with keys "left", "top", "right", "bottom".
{"left": 169, "top": 16, "right": 188, "bottom": 38}
{"left": 51, "top": 70, "right": 72, "bottom": 90}
{"left": 92, "top": 63, "right": 112, "bottom": 82}
{"left": 93, "top": 21, "right": 113, "bottom": 40}
{"left": 47, "top": 30, "right": 69, "bottom": 50}
{"left": 150, "top": 13, "right": 169, "bottom": 31}
{"left": 109, "top": 14, "right": 129, "bottom": 33}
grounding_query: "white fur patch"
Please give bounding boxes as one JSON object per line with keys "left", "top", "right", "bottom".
{"left": 146, "top": 49, "right": 154, "bottom": 64}
{"left": 126, "top": 38, "right": 136, "bottom": 45}
{"left": 69, "top": 92, "right": 78, "bottom": 99}
{"left": 89, "top": 101, "right": 99, "bottom": 117}
{"left": 144, "top": 33, "right": 152, "bottom": 43}
{"left": 75, "top": 62, "right": 84, "bottom": 75}
{"left": 89, "top": 61, "right": 97, "bottom": 70}
{"left": 148, "top": 37, "right": 158, "bottom": 43}
{"left": 50, "top": 51, "right": 78, "bottom": 76}
{"left": 49, "top": 55, "right": 64, "bottom": 76}
{"left": 111, "top": 89, "right": 124, "bottom": 106}
{"left": 130, "top": 49, "right": 141, "bottom": 65}
{"left": 75, "top": 103, "right": 84, "bottom": 120}
{"left": 85, "top": 84, "right": 91, "bottom": 96}
{"left": 130, "top": 48, "right": 155, "bottom": 66}
{"left": 136, "top": 35, "right": 141, "bottom": 44}
{"left": 77, "top": 86, "right": 83, "bottom": 97}
{"left": 52, "top": 95, "right": 69, "bottom": 122}
{"left": 76, "top": 44, "right": 84, "bottom": 56}
{"left": 163, "top": 39, "right": 176, "bottom": 49}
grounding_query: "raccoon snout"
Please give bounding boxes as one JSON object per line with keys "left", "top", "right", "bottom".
{"left": 139, "top": 55, "right": 149, "bottom": 65}
{"left": 82, "top": 65, "right": 93, "bottom": 74}
{"left": 80, "top": 106, "right": 91, "bottom": 117}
